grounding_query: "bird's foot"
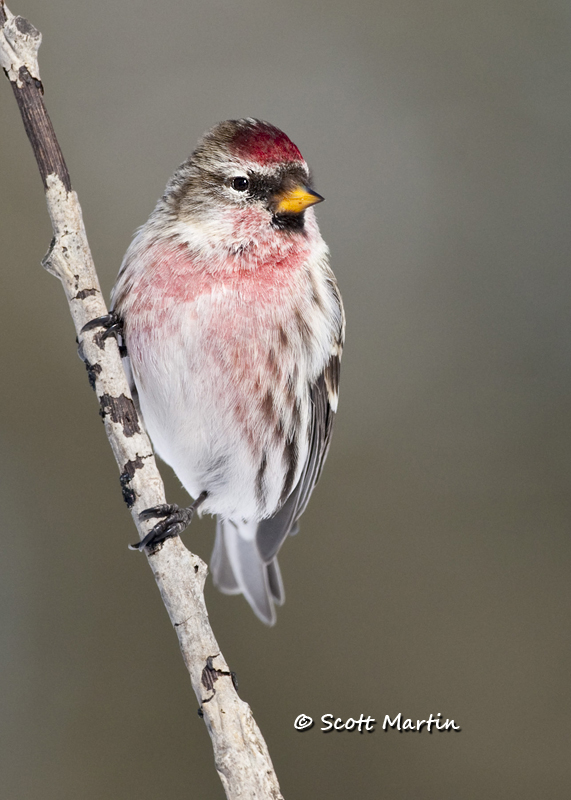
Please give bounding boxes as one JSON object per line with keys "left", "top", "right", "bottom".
{"left": 82, "top": 311, "right": 123, "bottom": 339}
{"left": 81, "top": 312, "right": 126, "bottom": 354}
{"left": 130, "top": 491, "right": 208, "bottom": 551}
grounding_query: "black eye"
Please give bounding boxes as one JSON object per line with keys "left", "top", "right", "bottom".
{"left": 232, "top": 176, "right": 249, "bottom": 192}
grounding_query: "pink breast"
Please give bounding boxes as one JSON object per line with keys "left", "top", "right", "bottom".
{"left": 129, "top": 236, "right": 309, "bottom": 317}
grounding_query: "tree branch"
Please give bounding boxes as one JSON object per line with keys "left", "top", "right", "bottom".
{"left": 0, "top": 4, "right": 283, "bottom": 798}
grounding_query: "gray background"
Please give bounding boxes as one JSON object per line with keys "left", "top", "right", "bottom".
{"left": 1, "top": 1, "right": 571, "bottom": 797}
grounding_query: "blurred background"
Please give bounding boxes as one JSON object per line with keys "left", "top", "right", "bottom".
{"left": 1, "top": 1, "right": 571, "bottom": 797}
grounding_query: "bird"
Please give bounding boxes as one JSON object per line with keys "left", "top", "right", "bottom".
{"left": 108, "top": 118, "right": 344, "bottom": 624}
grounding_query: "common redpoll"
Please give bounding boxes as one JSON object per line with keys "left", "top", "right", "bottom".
{"left": 109, "top": 119, "right": 345, "bottom": 624}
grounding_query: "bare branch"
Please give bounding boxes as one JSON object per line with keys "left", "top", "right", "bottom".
{"left": 0, "top": 3, "right": 283, "bottom": 797}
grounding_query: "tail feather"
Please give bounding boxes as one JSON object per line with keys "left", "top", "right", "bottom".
{"left": 267, "top": 559, "right": 285, "bottom": 606}
{"left": 212, "top": 518, "right": 283, "bottom": 625}
{"left": 210, "top": 522, "right": 240, "bottom": 595}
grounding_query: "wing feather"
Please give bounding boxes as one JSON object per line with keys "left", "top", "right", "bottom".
{"left": 256, "top": 283, "right": 344, "bottom": 564}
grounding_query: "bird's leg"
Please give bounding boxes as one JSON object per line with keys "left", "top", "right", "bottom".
{"left": 130, "top": 491, "right": 208, "bottom": 552}
{"left": 81, "top": 312, "right": 127, "bottom": 356}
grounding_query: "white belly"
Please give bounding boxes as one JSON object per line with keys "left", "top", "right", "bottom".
{"left": 127, "top": 293, "right": 315, "bottom": 520}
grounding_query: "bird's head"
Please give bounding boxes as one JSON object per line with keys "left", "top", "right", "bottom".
{"left": 164, "top": 119, "right": 323, "bottom": 247}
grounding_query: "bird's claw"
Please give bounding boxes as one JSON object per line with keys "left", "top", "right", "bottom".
{"left": 138, "top": 503, "right": 178, "bottom": 522}
{"left": 81, "top": 312, "right": 125, "bottom": 346}
{"left": 81, "top": 312, "right": 127, "bottom": 357}
{"left": 130, "top": 492, "right": 207, "bottom": 552}
{"left": 81, "top": 312, "right": 120, "bottom": 334}
{"left": 130, "top": 504, "right": 194, "bottom": 551}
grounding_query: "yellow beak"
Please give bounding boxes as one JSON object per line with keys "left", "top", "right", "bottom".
{"left": 274, "top": 185, "right": 324, "bottom": 214}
